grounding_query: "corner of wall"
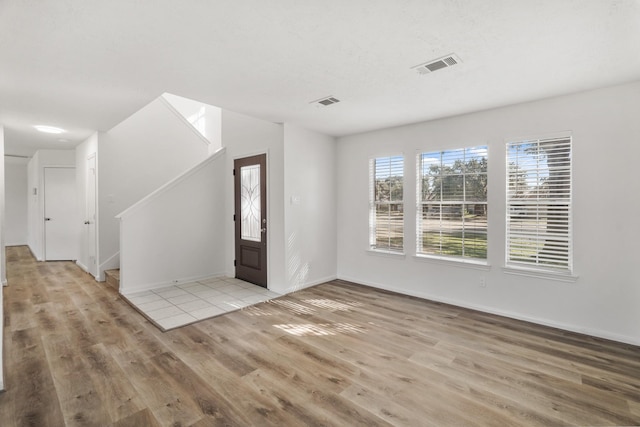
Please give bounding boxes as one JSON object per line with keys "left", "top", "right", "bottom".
{"left": 0, "top": 124, "right": 5, "bottom": 391}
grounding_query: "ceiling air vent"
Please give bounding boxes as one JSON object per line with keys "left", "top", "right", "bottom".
{"left": 412, "top": 54, "right": 461, "bottom": 75}
{"left": 311, "top": 96, "right": 341, "bottom": 106}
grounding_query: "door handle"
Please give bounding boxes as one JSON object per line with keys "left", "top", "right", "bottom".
{"left": 45, "top": 218, "right": 51, "bottom": 221}
{"left": 84, "top": 221, "right": 90, "bottom": 225}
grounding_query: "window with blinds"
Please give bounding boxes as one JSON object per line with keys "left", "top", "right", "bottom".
{"left": 417, "top": 146, "right": 488, "bottom": 261}
{"left": 506, "top": 136, "right": 572, "bottom": 272}
{"left": 369, "top": 156, "right": 404, "bottom": 252}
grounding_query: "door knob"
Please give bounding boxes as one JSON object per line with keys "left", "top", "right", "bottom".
{"left": 84, "top": 221, "right": 90, "bottom": 225}
{"left": 45, "top": 218, "right": 51, "bottom": 221}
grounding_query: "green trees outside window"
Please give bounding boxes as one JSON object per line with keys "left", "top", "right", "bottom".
{"left": 417, "top": 146, "right": 488, "bottom": 260}
{"left": 370, "top": 156, "right": 404, "bottom": 252}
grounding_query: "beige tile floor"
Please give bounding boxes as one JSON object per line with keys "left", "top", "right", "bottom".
{"left": 123, "top": 276, "right": 280, "bottom": 331}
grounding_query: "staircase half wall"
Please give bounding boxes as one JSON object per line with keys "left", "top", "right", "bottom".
{"left": 116, "top": 148, "right": 227, "bottom": 294}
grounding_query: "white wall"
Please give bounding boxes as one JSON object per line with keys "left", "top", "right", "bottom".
{"left": 118, "top": 149, "right": 227, "bottom": 294}
{"left": 0, "top": 125, "right": 5, "bottom": 390}
{"left": 75, "top": 133, "right": 98, "bottom": 276}
{"left": 98, "top": 97, "right": 210, "bottom": 279}
{"left": 337, "top": 81, "right": 640, "bottom": 345}
{"left": 26, "top": 149, "right": 76, "bottom": 260}
{"left": 4, "top": 157, "right": 28, "bottom": 245}
{"left": 27, "top": 152, "right": 37, "bottom": 255}
{"left": 283, "top": 124, "right": 337, "bottom": 292}
{"left": 222, "top": 110, "right": 286, "bottom": 293}
{"left": 162, "top": 93, "right": 222, "bottom": 154}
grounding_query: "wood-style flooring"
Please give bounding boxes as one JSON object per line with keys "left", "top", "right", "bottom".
{"left": 1, "top": 245, "right": 639, "bottom": 426}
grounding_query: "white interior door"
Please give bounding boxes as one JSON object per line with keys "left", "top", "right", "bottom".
{"left": 44, "top": 167, "right": 77, "bottom": 261}
{"left": 85, "top": 155, "right": 97, "bottom": 275}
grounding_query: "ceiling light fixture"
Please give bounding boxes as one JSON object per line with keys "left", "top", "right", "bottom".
{"left": 34, "top": 125, "right": 66, "bottom": 134}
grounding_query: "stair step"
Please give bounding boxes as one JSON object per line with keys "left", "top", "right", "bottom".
{"left": 104, "top": 269, "right": 120, "bottom": 291}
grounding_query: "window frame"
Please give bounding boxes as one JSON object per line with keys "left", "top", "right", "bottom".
{"left": 416, "top": 145, "right": 489, "bottom": 264}
{"left": 505, "top": 133, "right": 574, "bottom": 276}
{"left": 368, "top": 155, "right": 405, "bottom": 254}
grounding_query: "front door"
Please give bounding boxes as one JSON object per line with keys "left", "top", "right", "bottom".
{"left": 44, "top": 167, "right": 77, "bottom": 261}
{"left": 234, "top": 154, "right": 267, "bottom": 287}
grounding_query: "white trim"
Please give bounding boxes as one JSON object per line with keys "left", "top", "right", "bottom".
{"left": 337, "top": 275, "right": 639, "bottom": 347}
{"left": 279, "top": 274, "right": 337, "bottom": 294}
{"left": 366, "top": 249, "right": 406, "bottom": 259}
{"left": 502, "top": 265, "right": 578, "bottom": 282}
{"left": 116, "top": 147, "right": 226, "bottom": 219}
{"left": 231, "top": 149, "right": 269, "bottom": 161}
{"left": 76, "top": 260, "right": 89, "bottom": 273}
{"left": 86, "top": 152, "right": 99, "bottom": 280}
{"left": 413, "top": 254, "right": 491, "bottom": 271}
{"left": 504, "top": 130, "right": 573, "bottom": 145}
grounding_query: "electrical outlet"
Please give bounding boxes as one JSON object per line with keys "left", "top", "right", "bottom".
{"left": 479, "top": 276, "right": 486, "bottom": 288}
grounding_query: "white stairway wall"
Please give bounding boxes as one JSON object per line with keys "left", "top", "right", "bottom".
{"left": 336, "top": 81, "right": 640, "bottom": 345}
{"left": 118, "top": 149, "right": 227, "bottom": 294}
{"left": 98, "top": 96, "right": 210, "bottom": 279}
{"left": 161, "top": 93, "right": 222, "bottom": 154}
{"left": 0, "top": 125, "right": 5, "bottom": 390}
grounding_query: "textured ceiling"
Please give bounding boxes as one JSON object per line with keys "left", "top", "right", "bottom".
{"left": 1, "top": 0, "right": 639, "bottom": 156}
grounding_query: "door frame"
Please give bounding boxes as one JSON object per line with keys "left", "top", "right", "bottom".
{"left": 85, "top": 153, "right": 98, "bottom": 277}
{"left": 233, "top": 152, "right": 268, "bottom": 287}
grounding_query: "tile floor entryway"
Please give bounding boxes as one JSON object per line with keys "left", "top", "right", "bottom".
{"left": 123, "top": 276, "right": 280, "bottom": 331}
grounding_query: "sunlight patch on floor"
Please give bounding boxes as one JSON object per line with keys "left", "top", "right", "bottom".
{"left": 302, "top": 299, "right": 364, "bottom": 311}
{"left": 273, "top": 323, "right": 367, "bottom": 336}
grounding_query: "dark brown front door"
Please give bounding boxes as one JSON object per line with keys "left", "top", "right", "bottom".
{"left": 234, "top": 154, "right": 267, "bottom": 287}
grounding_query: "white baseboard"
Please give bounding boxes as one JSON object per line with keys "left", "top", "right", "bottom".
{"left": 337, "top": 275, "right": 640, "bottom": 347}
{"left": 276, "top": 274, "right": 337, "bottom": 295}
{"left": 76, "top": 260, "right": 89, "bottom": 272}
{"left": 27, "top": 245, "right": 42, "bottom": 261}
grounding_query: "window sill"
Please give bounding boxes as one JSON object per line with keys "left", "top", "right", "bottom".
{"left": 502, "top": 266, "right": 578, "bottom": 282}
{"left": 413, "top": 254, "right": 491, "bottom": 271}
{"left": 366, "top": 249, "right": 406, "bottom": 259}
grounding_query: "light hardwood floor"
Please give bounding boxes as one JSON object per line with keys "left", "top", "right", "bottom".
{"left": 1, "top": 245, "right": 639, "bottom": 426}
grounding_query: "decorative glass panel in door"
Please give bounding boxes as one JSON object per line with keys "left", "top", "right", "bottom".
{"left": 240, "top": 164, "right": 261, "bottom": 242}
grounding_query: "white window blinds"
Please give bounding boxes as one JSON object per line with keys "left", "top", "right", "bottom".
{"left": 369, "top": 156, "right": 404, "bottom": 252}
{"left": 506, "top": 136, "right": 572, "bottom": 272}
{"left": 417, "top": 146, "right": 488, "bottom": 260}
